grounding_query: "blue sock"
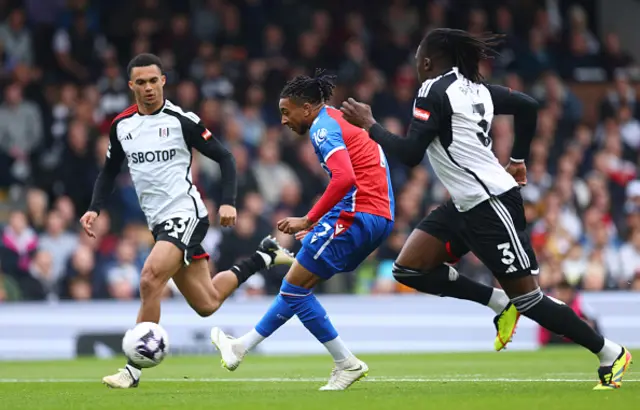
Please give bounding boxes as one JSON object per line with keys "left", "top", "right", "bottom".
{"left": 255, "top": 294, "right": 294, "bottom": 337}
{"left": 279, "top": 280, "right": 338, "bottom": 343}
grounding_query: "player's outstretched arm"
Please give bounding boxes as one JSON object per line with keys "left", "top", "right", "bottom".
{"left": 341, "top": 98, "right": 438, "bottom": 167}
{"left": 186, "top": 123, "right": 238, "bottom": 209}
{"left": 486, "top": 84, "right": 539, "bottom": 163}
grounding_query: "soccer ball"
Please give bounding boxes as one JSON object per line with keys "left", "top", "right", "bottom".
{"left": 122, "top": 322, "right": 169, "bottom": 368}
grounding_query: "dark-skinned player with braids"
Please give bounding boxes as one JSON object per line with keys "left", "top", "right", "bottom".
{"left": 212, "top": 70, "right": 395, "bottom": 391}
{"left": 341, "top": 28, "right": 631, "bottom": 390}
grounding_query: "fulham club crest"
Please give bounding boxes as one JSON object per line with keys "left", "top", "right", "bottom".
{"left": 159, "top": 127, "right": 170, "bottom": 138}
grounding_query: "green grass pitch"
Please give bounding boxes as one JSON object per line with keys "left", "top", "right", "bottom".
{"left": 0, "top": 348, "right": 635, "bottom": 410}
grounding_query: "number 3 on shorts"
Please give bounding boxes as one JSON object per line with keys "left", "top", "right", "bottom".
{"left": 497, "top": 242, "right": 516, "bottom": 265}
{"left": 165, "top": 217, "right": 189, "bottom": 239}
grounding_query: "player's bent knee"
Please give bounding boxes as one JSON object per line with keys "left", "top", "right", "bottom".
{"left": 139, "top": 264, "right": 165, "bottom": 297}
{"left": 193, "top": 301, "right": 220, "bottom": 317}
{"left": 391, "top": 263, "right": 424, "bottom": 282}
{"left": 392, "top": 263, "right": 455, "bottom": 295}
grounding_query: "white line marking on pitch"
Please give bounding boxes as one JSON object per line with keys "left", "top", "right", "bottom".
{"left": 0, "top": 377, "right": 637, "bottom": 383}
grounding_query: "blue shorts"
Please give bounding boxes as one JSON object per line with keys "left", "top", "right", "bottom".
{"left": 296, "top": 210, "right": 394, "bottom": 279}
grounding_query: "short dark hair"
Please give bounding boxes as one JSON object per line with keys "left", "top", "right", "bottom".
{"left": 421, "top": 29, "right": 503, "bottom": 83}
{"left": 280, "top": 69, "right": 336, "bottom": 105}
{"left": 126, "top": 53, "right": 163, "bottom": 78}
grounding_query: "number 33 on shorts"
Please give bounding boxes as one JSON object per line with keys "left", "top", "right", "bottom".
{"left": 164, "top": 217, "right": 188, "bottom": 239}
{"left": 153, "top": 216, "right": 209, "bottom": 250}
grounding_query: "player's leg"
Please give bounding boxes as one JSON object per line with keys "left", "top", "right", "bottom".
{"left": 467, "top": 189, "right": 631, "bottom": 389}
{"left": 393, "top": 229, "right": 509, "bottom": 311}
{"left": 213, "top": 259, "right": 366, "bottom": 389}
{"left": 212, "top": 217, "right": 342, "bottom": 370}
{"left": 103, "top": 239, "right": 184, "bottom": 388}
{"left": 137, "top": 241, "right": 185, "bottom": 322}
{"left": 282, "top": 259, "right": 369, "bottom": 391}
{"left": 175, "top": 236, "right": 294, "bottom": 317}
{"left": 390, "top": 201, "right": 518, "bottom": 350}
{"left": 213, "top": 211, "right": 384, "bottom": 390}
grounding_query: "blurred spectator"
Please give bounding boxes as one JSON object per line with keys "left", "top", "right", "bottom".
{"left": 38, "top": 210, "right": 78, "bottom": 284}
{"left": 600, "top": 33, "right": 635, "bottom": 81}
{"left": 0, "top": 8, "right": 33, "bottom": 66}
{"left": 52, "top": 11, "right": 103, "bottom": 83}
{"left": 1, "top": 210, "right": 37, "bottom": 276}
{"left": 0, "top": 83, "right": 43, "bottom": 186}
{"left": 600, "top": 72, "right": 640, "bottom": 121}
{"left": 619, "top": 229, "right": 640, "bottom": 288}
{"left": 106, "top": 239, "right": 139, "bottom": 300}
{"left": 25, "top": 187, "right": 48, "bottom": 232}
{"left": 28, "top": 250, "right": 55, "bottom": 300}
{"left": 253, "top": 141, "right": 299, "bottom": 208}
{"left": 515, "top": 29, "right": 555, "bottom": 83}
{"left": 60, "top": 245, "right": 95, "bottom": 300}
{"left": 201, "top": 60, "right": 234, "bottom": 100}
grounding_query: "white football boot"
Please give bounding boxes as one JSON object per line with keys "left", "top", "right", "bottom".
{"left": 102, "top": 367, "right": 139, "bottom": 388}
{"left": 319, "top": 357, "right": 369, "bottom": 391}
{"left": 211, "top": 327, "right": 248, "bottom": 371}
{"left": 257, "top": 235, "right": 295, "bottom": 266}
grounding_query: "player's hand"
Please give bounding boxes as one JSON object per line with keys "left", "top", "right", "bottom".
{"left": 219, "top": 205, "right": 237, "bottom": 227}
{"left": 295, "top": 229, "right": 310, "bottom": 241}
{"left": 340, "top": 98, "right": 376, "bottom": 131}
{"left": 505, "top": 160, "right": 527, "bottom": 186}
{"left": 277, "top": 216, "right": 313, "bottom": 235}
{"left": 79, "top": 211, "right": 98, "bottom": 238}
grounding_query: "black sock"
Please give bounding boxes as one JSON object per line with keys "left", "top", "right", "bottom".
{"left": 231, "top": 253, "right": 267, "bottom": 285}
{"left": 514, "top": 290, "right": 605, "bottom": 353}
{"left": 393, "top": 264, "right": 493, "bottom": 306}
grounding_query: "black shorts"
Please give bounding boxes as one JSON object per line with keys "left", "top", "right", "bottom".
{"left": 152, "top": 216, "right": 210, "bottom": 265}
{"left": 417, "top": 188, "right": 538, "bottom": 279}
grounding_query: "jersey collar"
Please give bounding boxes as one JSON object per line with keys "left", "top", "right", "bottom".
{"left": 138, "top": 99, "right": 166, "bottom": 116}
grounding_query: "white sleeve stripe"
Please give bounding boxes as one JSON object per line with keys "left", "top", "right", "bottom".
{"left": 323, "top": 146, "right": 346, "bottom": 162}
{"left": 165, "top": 100, "right": 201, "bottom": 124}
{"left": 417, "top": 79, "right": 435, "bottom": 98}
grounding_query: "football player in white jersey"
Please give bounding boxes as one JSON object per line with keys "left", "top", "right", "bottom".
{"left": 341, "top": 29, "right": 631, "bottom": 390}
{"left": 80, "top": 54, "right": 294, "bottom": 388}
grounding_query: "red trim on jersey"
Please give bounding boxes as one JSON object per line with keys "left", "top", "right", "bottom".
{"left": 306, "top": 149, "right": 356, "bottom": 223}
{"left": 112, "top": 104, "right": 137, "bottom": 124}
{"left": 192, "top": 252, "right": 210, "bottom": 261}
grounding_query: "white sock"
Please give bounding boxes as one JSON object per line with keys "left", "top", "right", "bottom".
{"left": 323, "top": 336, "right": 353, "bottom": 363}
{"left": 256, "top": 251, "right": 272, "bottom": 267}
{"left": 597, "top": 338, "right": 623, "bottom": 366}
{"left": 488, "top": 288, "right": 510, "bottom": 314}
{"left": 237, "top": 328, "right": 265, "bottom": 351}
{"left": 125, "top": 364, "right": 142, "bottom": 380}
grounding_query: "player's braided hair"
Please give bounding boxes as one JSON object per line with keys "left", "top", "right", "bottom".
{"left": 421, "top": 29, "right": 503, "bottom": 83}
{"left": 280, "top": 69, "right": 337, "bottom": 105}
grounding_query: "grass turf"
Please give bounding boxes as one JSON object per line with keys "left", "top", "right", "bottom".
{"left": 0, "top": 348, "right": 635, "bottom": 410}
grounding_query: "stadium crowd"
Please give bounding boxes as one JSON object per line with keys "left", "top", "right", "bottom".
{"left": 0, "top": 0, "right": 638, "bottom": 302}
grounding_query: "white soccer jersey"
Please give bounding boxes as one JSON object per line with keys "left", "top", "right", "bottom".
{"left": 92, "top": 100, "right": 237, "bottom": 229}
{"left": 415, "top": 68, "right": 517, "bottom": 211}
